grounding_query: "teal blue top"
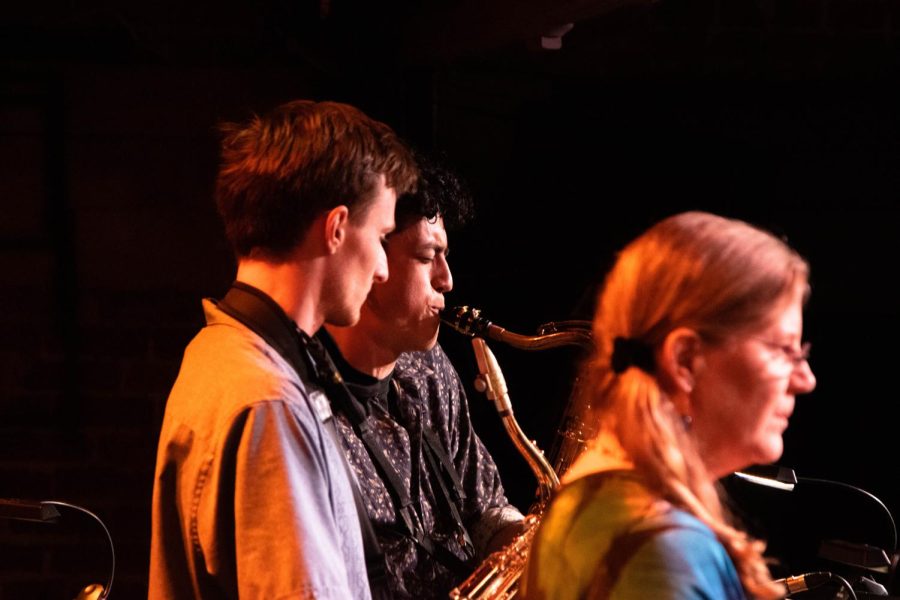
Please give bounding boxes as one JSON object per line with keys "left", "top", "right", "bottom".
{"left": 522, "top": 470, "right": 747, "bottom": 600}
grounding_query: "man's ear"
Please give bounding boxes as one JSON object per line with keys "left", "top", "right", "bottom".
{"left": 324, "top": 205, "right": 350, "bottom": 254}
{"left": 658, "top": 327, "right": 703, "bottom": 412}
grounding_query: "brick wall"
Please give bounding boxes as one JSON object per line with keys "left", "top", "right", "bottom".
{"left": 0, "top": 288, "right": 198, "bottom": 598}
{"left": 0, "top": 65, "right": 321, "bottom": 598}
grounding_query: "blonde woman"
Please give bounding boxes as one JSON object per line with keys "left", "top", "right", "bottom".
{"left": 522, "top": 212, "right": 816, "bottom": 599}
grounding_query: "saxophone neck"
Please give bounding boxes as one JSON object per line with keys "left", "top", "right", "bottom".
{"left": 441, "top": 306, "right": 594, "bottom": 352}
{"left": 471, "top": 338, "right": 560, "bottom": 493}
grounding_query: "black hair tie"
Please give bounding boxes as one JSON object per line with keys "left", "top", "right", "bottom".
{"left": 611, "top": 337, "right": 656, "bottom": 374}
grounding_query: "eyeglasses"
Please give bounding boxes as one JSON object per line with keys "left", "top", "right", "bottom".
{"left": 753, "top": 338, "right": 812, "bottom": 366}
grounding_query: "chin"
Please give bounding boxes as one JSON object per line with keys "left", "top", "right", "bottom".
{"left": 755, "top": 440, "right": 785, "bottom": 466}
{"left": 410, "top": 335, "right": 439, "bottom": 353}
{"left": 327, "top": 307, "right": 361, "bottom": 328}
{"left": 412, "top": 324, "right": 440, "bottom": 350}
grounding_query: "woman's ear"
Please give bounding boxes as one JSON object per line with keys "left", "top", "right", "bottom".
{"left": 323, "top": 205, "right": 350, "bottom": 254}
{"left": 658, "top": 327, "right": 703, "bottom": 413}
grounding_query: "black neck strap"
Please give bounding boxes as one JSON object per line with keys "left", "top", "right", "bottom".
{"left": 316, "top": 331, "right": 475, "bottom": 574}
{"left": 217, "top": 282, "right": 312, "bottom": 379}
{"left": 215, "top": 282, "right": 393, "bottom": 599}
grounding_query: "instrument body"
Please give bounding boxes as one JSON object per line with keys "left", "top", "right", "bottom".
{"left": 449, "top": 514, "right": 541, "bottom": 600}
{"left": 441, "top": 306, "right": 593, "bottom": 599}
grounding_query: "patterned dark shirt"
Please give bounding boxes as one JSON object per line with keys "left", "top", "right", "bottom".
{"left": 319, "top": 332, "right": 523, "bottom": 599}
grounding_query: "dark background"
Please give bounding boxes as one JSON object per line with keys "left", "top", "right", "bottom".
{"left": 2, "top": 0, "right": 900, "bottom": 596}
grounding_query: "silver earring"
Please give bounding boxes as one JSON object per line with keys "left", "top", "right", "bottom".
{"left": 682, "top": 415, "right": 693, "bottom": 430}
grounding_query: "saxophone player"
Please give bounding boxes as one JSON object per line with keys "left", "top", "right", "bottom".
{"left": 320, "top": 156, "right": 525, "bottom": 599}
{"left": 521, "top": 212, "right": 817, "bottom": 599}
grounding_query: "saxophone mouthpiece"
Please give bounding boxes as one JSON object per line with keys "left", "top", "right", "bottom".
{"left": 440, "top": 306, "right": 494, "bottom": 337}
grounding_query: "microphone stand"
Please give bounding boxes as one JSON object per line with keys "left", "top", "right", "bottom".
{"left": 731, "top": 466, "right": 899, "bottom": 598}
{"left": 0, "top": 498, "right": 115, "bottom": 599}
{"left": 775, "top": 571, "right": 859, "bottom": 599}
{"left": 796, "top": 477, "right": 898, "bottom": 556}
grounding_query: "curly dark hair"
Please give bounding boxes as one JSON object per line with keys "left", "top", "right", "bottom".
{"left": 394, "top": 153, "right": 474, "bottom": 233}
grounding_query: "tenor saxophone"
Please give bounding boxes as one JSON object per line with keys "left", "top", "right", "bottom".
{"left": 440, "top": 306, "right": 593, "bottom": 600}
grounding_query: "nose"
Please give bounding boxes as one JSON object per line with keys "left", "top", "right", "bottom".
{"left": 789, "top": 359, "right": 816, "bottom": 395}
{"left": 433, "top": 254, "right": 453, "bottom": 293}
{"left": 372, "top": 246, "right": 389, "bottom": 284}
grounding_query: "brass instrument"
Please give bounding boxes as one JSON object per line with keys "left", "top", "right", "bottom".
{"left": 449, "top": 512, "right": 542, "bottom": 600}
{"left": 440, "top": 306, "right": 592, "bottom": 352}
{"left": 440, "top": 306, "right": 594, "bottom": 600}
{"left": 470, "top": 336, "right": 559, "bottom": 503}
